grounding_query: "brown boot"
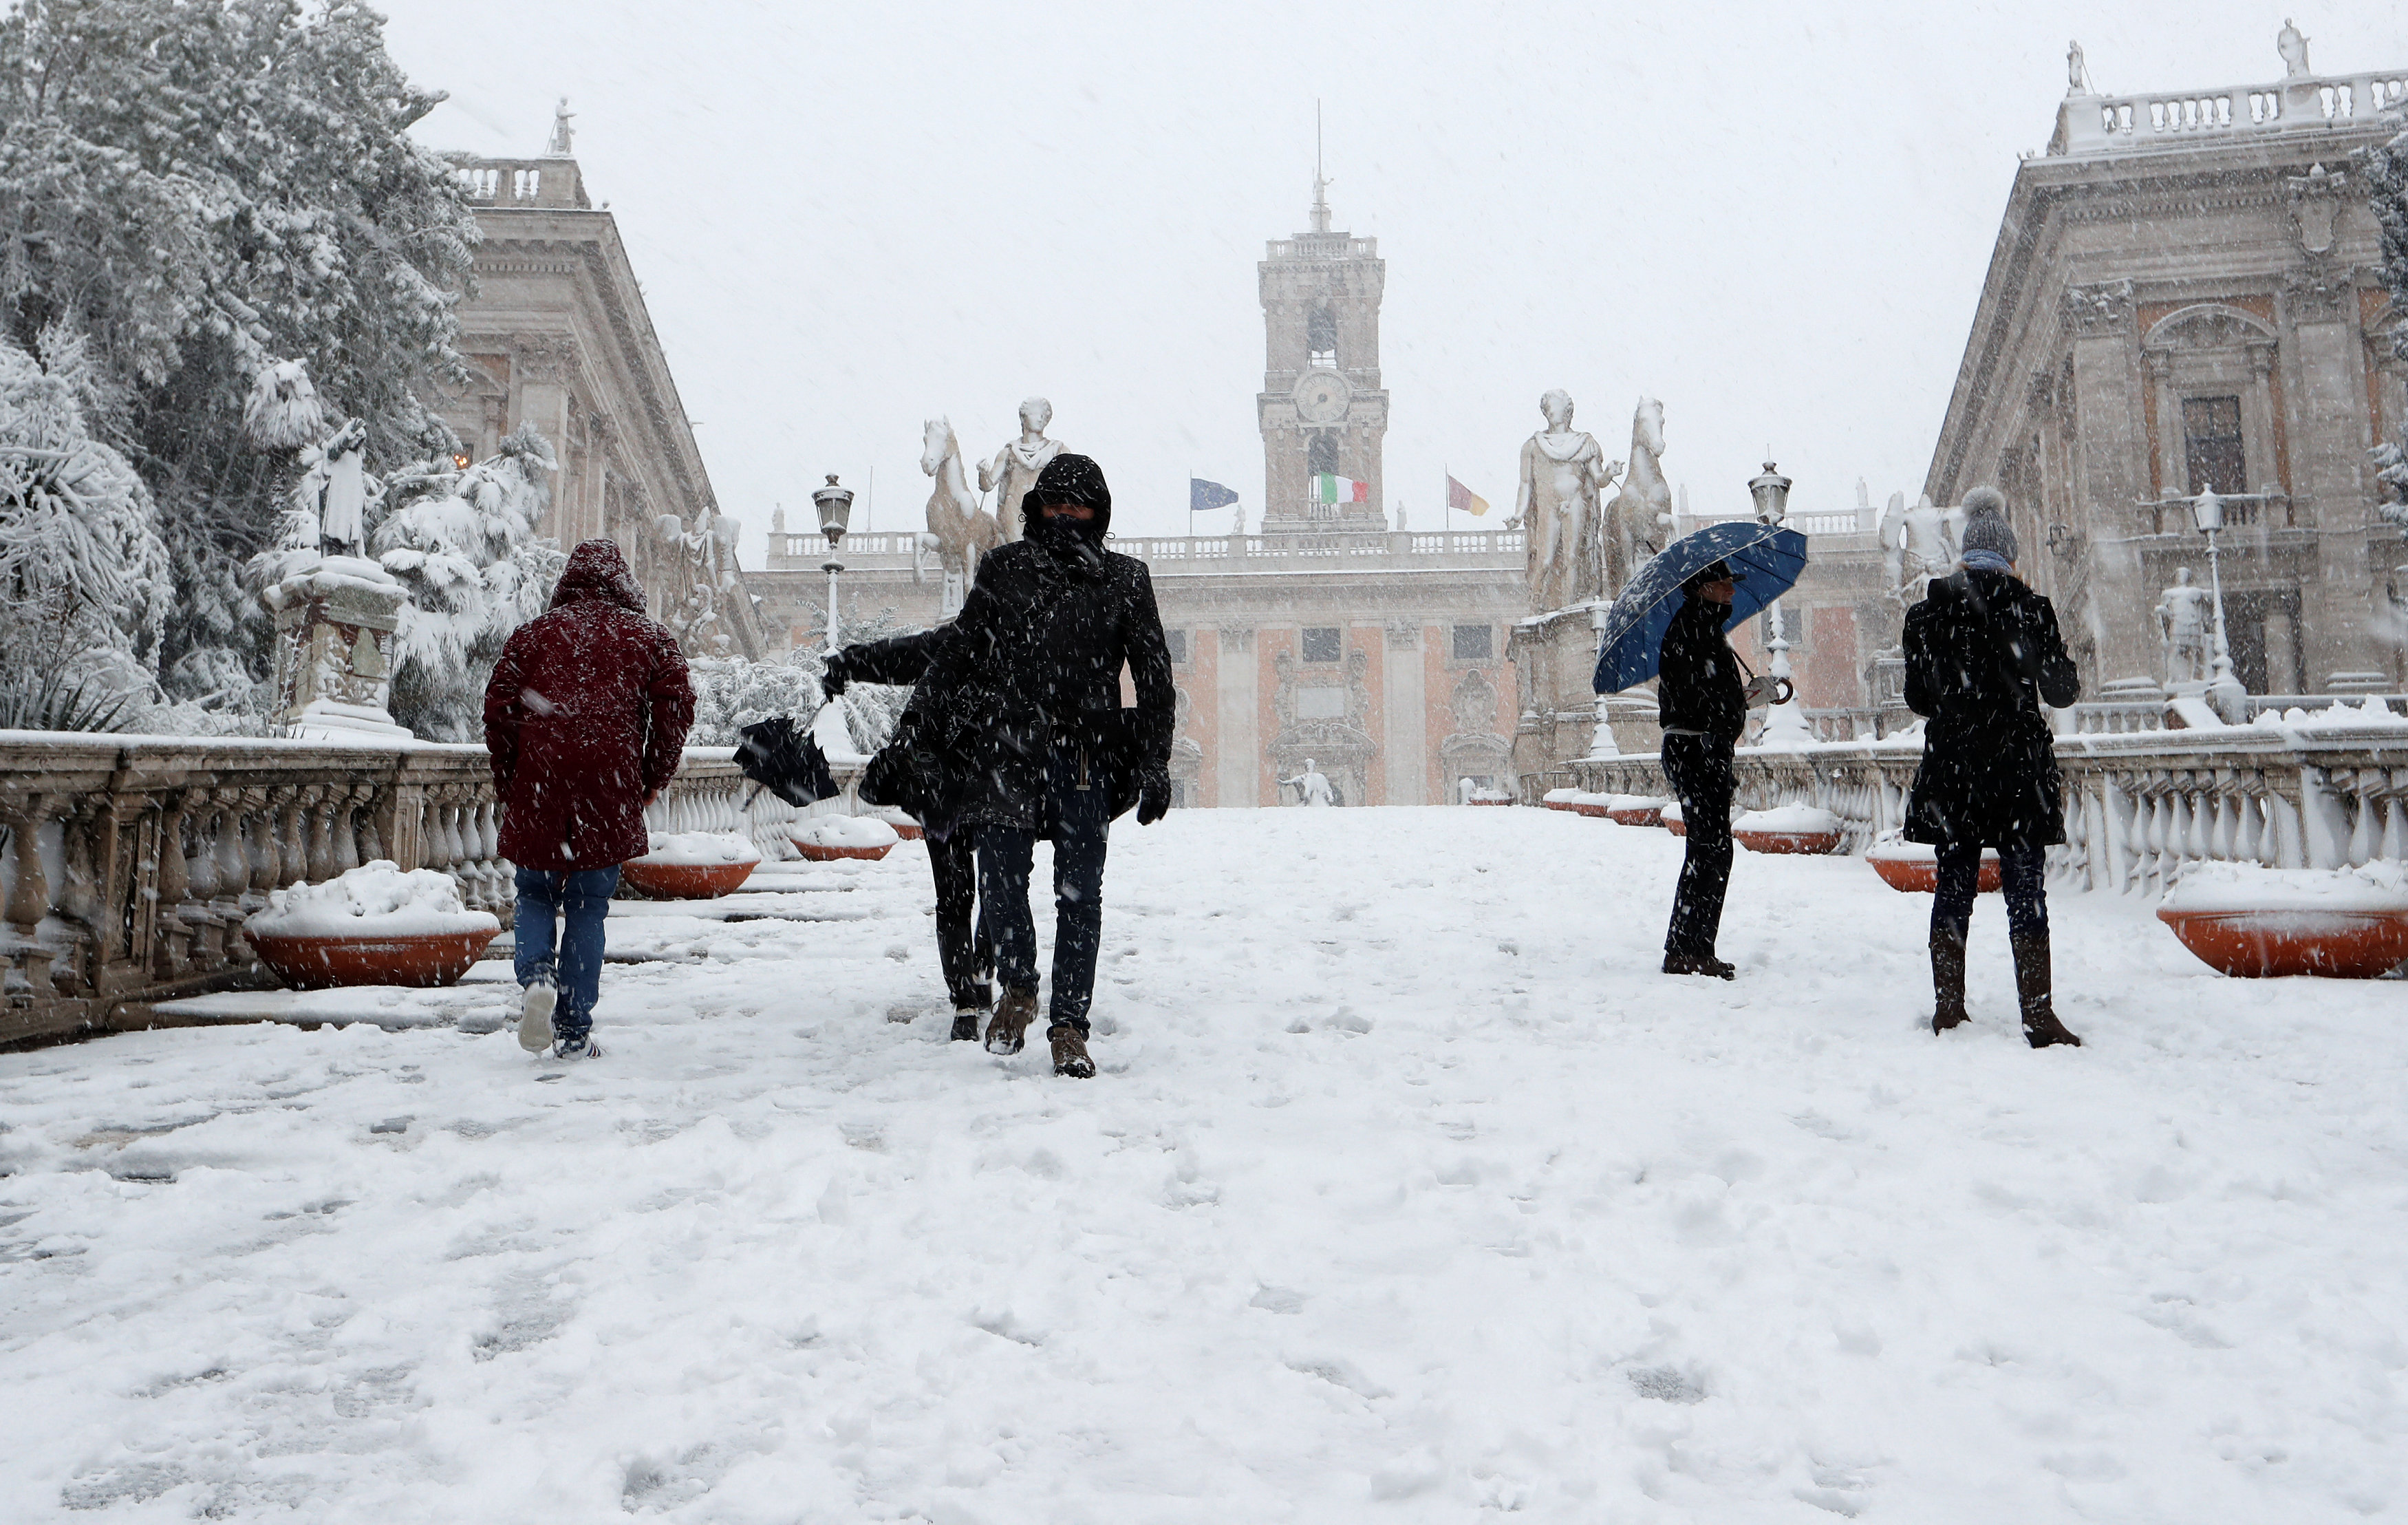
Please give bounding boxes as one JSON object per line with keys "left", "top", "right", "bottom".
{"left": 1048, "top": 1024, "right": 1095, "bottom": 1079}
{"left": 1931, "top": 926, "right": 1969, "bottom": 1034}
{"left": 2012, "top": 936, "right": 2082, "bottom": 1048}
{"left": 985, "top": 987, "right": 1038, "bottom": 1055}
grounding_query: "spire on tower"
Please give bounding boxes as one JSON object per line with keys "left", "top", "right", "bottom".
{"left": 1310, "top": 100, "right": 1332, "bottom": 234}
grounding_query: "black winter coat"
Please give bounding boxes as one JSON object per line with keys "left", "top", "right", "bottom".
{"left": 904, "top": 537, "right": 1175, "bottom": 835}
{"left": 1902, "top": 567, "right": 2082, "bottom": 849}
{"left": 1656, "top": 594, "right": 1748, "bottom": 739}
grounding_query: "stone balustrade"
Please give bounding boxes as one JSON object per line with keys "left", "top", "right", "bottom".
{"left": 2052, "top": 71, "right": 2408, "bottom": 158}
{"left": 0, "top": 734, "right": 853, "bottom": 1047}
{"left": 762, "top": 528, "right": 1528, "bottom": 576}
{"left": 1563, "top": 723, "right": 2408, "bottom": 890}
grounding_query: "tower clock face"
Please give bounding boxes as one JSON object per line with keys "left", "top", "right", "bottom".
{"left": 1291, "top": 370, "right": 1352, "bottom": 424}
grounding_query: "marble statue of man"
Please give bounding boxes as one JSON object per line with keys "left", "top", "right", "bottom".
{"left": 1282, "top": 757, "right": 1336, "bottom": 807}
{"left": 978, "top": 396, "right": 1061, "bottom": 543}
{"left": 2277, "top": 19, "right": 2310, "bottom": 77}
{"left": 1881, "top": 493, "right": 1959, "bottom": 604}
{"left": 1511, "top": 390, "right": 1618, "bottom": 614}
{"left": 2157, "top": 568, "right": 2214, "bottom": 685}
{"left": 294, "top": 416, "right": 370, "bottom": 558}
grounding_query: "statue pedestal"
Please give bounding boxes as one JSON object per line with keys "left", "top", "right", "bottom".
{"left": 264, "top": 555, "right": 413, "bottom": 741}
{"left": 1507, "top": 601, "right": 1661, "bottom": 798}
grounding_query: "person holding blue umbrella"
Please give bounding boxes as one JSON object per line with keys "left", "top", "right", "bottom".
{"left": 1595, "top": 516, "right": 1807, "bottom": 979}
{"left": 1653, "top": 560, "right": 1783, "bottom": 977}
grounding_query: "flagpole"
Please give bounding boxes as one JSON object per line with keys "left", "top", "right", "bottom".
{"left": 1444, "top": 464, "right": 1450, "bottom": 535}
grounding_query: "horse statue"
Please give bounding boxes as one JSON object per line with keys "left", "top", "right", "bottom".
{"left": 1603, "top": 396, "right": 1671, "bottom": 595}
{"left": 919, "top": 416, "right": 1003, "bottom": 612}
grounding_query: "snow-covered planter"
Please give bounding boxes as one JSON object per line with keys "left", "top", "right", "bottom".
{"left": 619, "top": 831, "right": 761, "bottom": 900}
{"left": 793, "top": 815, "right": 900, "bottom": 863}
{"left": 1864, "top": 833, "right": 1999, "bottom": 894}
{"left": 1605, "top": 793, "right": 1667, "bottom": 827}
{"left": 866, "top": 804, "right": 925, "bottom": 840}
{"left": 1542, "top": 788, "right": 1613, "bottom": 818}
{"left": 241, "top": 861, "right": 500, "bottom": 990}
{"left": 1734, "top": 804, "right": 1843, "bottom": 855}
{"left": 1662, "top": 800, "right": 1686, "bottom": 838}
{"left": 2157, "top": 862, "right": 2408, "bottom": 979}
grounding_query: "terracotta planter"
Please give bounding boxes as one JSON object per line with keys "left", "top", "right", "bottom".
{"left": 1542, "top": 798, "right": 1580, "bottom": 813}
{"left": 795, "top": 840, "right": 894, "bottom": 863}
{"left": 2157, "top": 906, "right": 2408, "bottom": 979}
{"left": 1737, "top": 827, "right": 1843, "bottom": 855}
{"left": 244, "top": 926, "right": 499, "bottom": 991}
{"left": 890, "top": 822, "right": 925, "bottom": 841}
{"left": 1867, "top": 851, "right": 2001, "bottom": 895}
{"left": 1665, "top": 813, "right": 1688, "bottom": 839}
{"left": 620, "top": 858, "right": 757, "bottom": 900}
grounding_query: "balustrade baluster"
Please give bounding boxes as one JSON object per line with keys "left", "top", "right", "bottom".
{"left": 1, "top": 791, "right": 54, "bottom": 994}
{"left": 242, "top": 787, "right": 277, "bottom": 905}
{"left": 342, "top": 785, "right": 373, "bottom": 869}
{"left": 2297, "top": 767, "right": 2350, "bottom": 871}
{"left": 2345, "top": 772, "right": 2378, "bottom": 866}
{"left": 301, "top": 786, "right": 335, "bottom": 884}
{"left": 208, "top": 796, "right": 247, "bottom": 956}
{"left": 2380, "top": 771, "right": 2407, "bottom": 864}
{"left": 153, "top": 790, "right": 195, "bottom": 977}
{"left": 277, "top": 790, "right": 309, "bottom": 888}
{"left": 50, "top": 800, "right": 102, "bottom": 996}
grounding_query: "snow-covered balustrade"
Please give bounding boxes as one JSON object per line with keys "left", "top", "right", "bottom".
{"left": 0, "top": 735, "right": 859, "bottom": 1047}
{"left": 2052, "top": 69, "right": 2408, "bottom": 158}
{"left": 1566, "top": 716, "right": 2408, "bottom": 884}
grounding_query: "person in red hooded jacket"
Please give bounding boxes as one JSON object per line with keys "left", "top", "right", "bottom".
{"left": 484, "top": 540, "right": 694, "bottom": 1058}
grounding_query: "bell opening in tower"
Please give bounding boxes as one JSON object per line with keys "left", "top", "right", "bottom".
{"left": 1307, "top": 303, "right": 1338, "bottom": 368}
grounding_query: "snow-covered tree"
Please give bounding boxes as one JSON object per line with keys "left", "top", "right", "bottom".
{"left": 0, "top": 0, "right": 480, "bottom": 690}
{"left": 685, "top": 610, "right": 927, "bottom": 754}
{"left": 0, "top": 325, "right": 170, "bottom": 726}
{"left": 370, "top": 424, "right": 561, "bottom": 742}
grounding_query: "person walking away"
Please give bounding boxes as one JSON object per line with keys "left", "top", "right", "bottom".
{"left": 1903, "top": 488, "right": 2083, "bottom": 1047}
{"left": 823, "top": 633, "right": 994, "bottom": 1040}
{"left": 484, "top": 540, "right": 694, "bottom": 1059}
{"left": 915, "top": 453, "right": 1174, "bottom": 1077}
{"left": 1654, "top": 559, "right": 1778, "bottom": 978}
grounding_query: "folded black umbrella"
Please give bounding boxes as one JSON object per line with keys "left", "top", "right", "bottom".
{"left": 733, "top": 713, "right": 840, "bottom": 807}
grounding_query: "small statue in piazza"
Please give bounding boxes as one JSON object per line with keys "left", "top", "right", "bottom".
{"left": 1282, "top": 757, "right": 1337, "bottom": 807}
{"left": 1509, "top": 389, "right": 1621, "bottom": 613}
{"left": 977, "top": 396, "right": 1062, "bottom": 543}
{"left": 294, "top": 416, "right": 372, "bottom": 559}
{"left": 2156, "top": 567, "right": 2215, "bottom": 686}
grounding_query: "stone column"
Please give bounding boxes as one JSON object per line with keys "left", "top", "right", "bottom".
{"left": 1215, "top": 626, "right": 1258, "bottom": 807}
{"left": 2064, "top": 281, "right": 2155, "bottom": 687}
{"left": 2144, "top": 347, "right": 2181, "bottom": 505}
{"left": 2244, "top": 341, "right": 2282, "bottom": 506}
{"left": 2281, "top": 273, "right": 2387, "bottom": 689}
{"left": 1382, "top": 622, "right": 1425, "bottom": 806}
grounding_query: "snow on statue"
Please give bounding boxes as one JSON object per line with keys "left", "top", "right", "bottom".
{"left": 1282, "top": 756, "right": 1337, "bottom": 807}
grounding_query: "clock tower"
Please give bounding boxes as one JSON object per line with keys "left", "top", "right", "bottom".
{"left": 1258, "top": 172, "right": 1388, "bottom": 539}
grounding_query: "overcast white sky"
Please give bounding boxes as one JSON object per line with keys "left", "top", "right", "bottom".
{"left": 380, "top": 1, "right": 2399, "bottom": 562}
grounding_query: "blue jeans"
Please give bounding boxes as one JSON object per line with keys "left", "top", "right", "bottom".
{"left": 1933, "top": 843, "right": 2047, "bottom": 941}
{"left": 514, "top": 866, "right": 620, "bottom": 1043}
{"left": 978, "top": 744, "right": 1112, "bottom": 1034}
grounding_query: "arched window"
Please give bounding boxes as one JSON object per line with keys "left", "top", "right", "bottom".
{"left": 1306, "top": 303, "right": 1338, "bottom": 367}
{"left": 1307, "top": 433, "right": 1339, "bottom": 476}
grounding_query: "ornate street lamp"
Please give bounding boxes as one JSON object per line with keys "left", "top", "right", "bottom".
{"left": 812, "top": 473, "right": 854, "bottom": 652}
{"left": 2189, "top": 487, "right": 2248, "bottom": 721}
{"left": 1750, "top": 461, "right": 1809, "bottom": 740}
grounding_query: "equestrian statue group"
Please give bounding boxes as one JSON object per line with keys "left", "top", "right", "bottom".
{"left": 916, "top": 396, "right": 1066, "bottom": 612}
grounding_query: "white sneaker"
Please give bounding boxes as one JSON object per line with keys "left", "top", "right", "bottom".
{"left": 518, "top": 982, "right": 557, "bottom": 1053}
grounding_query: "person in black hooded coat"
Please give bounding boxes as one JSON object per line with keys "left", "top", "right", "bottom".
{"left": 823, "top": 629, "right": 993, "bottom": 1040}
{"left": 1902, "top": 488, "right": 2083, "bottom": 1047}
{"left": 906, "top": 452, "right": 1174, "bottom": 1078}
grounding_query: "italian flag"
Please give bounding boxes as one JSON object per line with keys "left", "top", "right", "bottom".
{"left": 1311, "top": 473, "right": 1368, "bottom": 504}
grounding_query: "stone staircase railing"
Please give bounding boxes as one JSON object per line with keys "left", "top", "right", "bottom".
{"left": 0, "top": 734, "right": 855, "bottom": 1047}
{"left": 1564, "top": 723, "right": 2408, "bottom": 891}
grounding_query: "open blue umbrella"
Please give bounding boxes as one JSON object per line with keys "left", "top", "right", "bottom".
{"left": 1593, "top": 520, "right": 1809, "bottom": 694}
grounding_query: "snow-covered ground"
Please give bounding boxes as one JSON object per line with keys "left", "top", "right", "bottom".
{"left": 2, "top": 808, "right": 2402, "bottom": 1522}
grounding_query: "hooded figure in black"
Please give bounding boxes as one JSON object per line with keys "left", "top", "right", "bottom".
{"left": 1902, "top": 487, "right": 2083, "bottom": 1047}
{"left": 908, "top": 452, "right": 1174, "bottom": 1077}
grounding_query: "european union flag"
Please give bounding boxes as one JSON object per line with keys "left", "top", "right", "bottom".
{"left": 1190, "top": 478, "right": 1239, "bottom": 514}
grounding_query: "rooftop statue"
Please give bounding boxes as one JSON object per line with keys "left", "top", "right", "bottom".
{"left": 977, "top": 397, "right": 1061, "bottom": 543}
{"left": 2277, "top": 19, "right": 2310, "bottom": 78}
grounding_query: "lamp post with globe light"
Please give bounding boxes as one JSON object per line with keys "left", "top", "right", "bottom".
{"left": 1749, "top": 460, "right": 1808, "bottom": 741}
{"left": 2189, "top": 487, "right": 2248, "bottom": 721}
{"left": 813, "top": 473, "right": 854, "bottom": 653}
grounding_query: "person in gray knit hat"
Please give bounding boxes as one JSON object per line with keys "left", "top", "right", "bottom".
{"left": 1901, "top": 486, "right": 2086, "bottom": 1047}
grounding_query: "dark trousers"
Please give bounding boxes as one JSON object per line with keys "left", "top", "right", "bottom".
{"left": 1933, "top": 843, "right": 2048, "bottom": 941}
{"left": 978, "top": 744, "right": 1112, "bottom": 1035}
{"left": 513, "top": 865, "right": 620, "bottom": 1043}
{"left": 1661, "top": 733, "right": 1736, "bottom": 957}
{"left": 927, "top": 829, "right": 992, "bottom": 1011}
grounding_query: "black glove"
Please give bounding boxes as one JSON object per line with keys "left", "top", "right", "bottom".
{"left": 820, "top": 652, "right": 850, "bottom": 696}
{"left": 1137, "top": 763, "right": 1172, "bottom": 825}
